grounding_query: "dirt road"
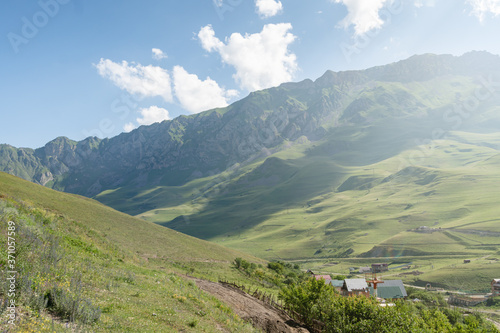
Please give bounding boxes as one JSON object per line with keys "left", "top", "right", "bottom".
{"left": 190, "top": 277, "right": 310, "bottom": 333}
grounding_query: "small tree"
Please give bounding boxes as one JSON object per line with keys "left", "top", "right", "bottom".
{"left": 234, "top": 257, "right": 243, "bottom": 269}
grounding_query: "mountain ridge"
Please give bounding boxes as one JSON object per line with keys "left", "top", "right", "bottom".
{"left": 2, "top": 51, "right": 499, "bottom": 197}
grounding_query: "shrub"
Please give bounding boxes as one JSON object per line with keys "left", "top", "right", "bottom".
{"left": 234, "top": 257, "right": 244, "bottom": 269}
{"left": 279, "top": 278, "right": 496, "bottom": 332}
{"left": 45, "top": 286, "right": 101, "bottom": 324}
{"left": 267, "top": 262, "right": 284, "bottom": 274}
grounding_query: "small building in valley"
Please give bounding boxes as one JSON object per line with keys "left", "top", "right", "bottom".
{"left": 328, "top": 280, "right": 344, "bottom": 292}
{"left": 342, "top": 279, "right": 370, "bottom": 297}
{"left": 358, "top": 266, "right": 371, "bottom": 274}
{"left": 371, "top": 263, "right": 389, "bottom": 273}
{"left": 369, "top": 280, "right": 407, "bottom": 300}
{"left": 314, "top": 274, "right": 332, "bottom": 281}
{"left": 491, "top": 279, "right": 500, "bottom": 296}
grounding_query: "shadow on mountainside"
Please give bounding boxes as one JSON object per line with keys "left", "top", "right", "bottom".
{"left": 162, "top": 115, "right": 437, "bottom": 240}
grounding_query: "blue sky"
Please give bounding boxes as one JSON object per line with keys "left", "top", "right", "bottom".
{"left": 2, "top": 0, "right": 500, "bottom": 148}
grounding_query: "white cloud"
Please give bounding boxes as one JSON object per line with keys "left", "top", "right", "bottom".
{"left": 333, "top": 0, "right": 391, "bottom": 35}
{"left": 123, "top": 122, "right": 136, "bottom": 132}
{"left": 198, "top": 25, "right": 224, "bottom": 53}
{"left": 152, "top": 48, "right": 167, "bottom": 60}
{"left": 136, "top": 106, "right": 171, "bottom": 125}
{"left": 467, "top": 0, "right": 500, "bottom": 21}
{"left": 173, "top": 66, "right": 238, "bottom": 113}
{"left": 124, "top": 106, "right": 171, "bottom": 132}
{"left": 95, "top": 59, "right": 172, "bottom": 102}
{"left": 198, "top": 23, "right": 298, "bottom": 91}
{"left": 255, "top": 0, "right": 283, "bottom": 18}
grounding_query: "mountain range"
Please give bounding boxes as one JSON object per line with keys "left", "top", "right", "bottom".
{"left": 2, "top": 51, "right": 500, "bottom": 266}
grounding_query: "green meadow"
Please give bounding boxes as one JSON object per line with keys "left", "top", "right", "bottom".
{"left": 0, "top": 171, "right": 277, "bottom": 332}
{"left": 111, "top": 120, "right": 500, "bottom": 292}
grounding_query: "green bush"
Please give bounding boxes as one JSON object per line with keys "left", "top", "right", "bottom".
{"left": 45, "top": 285, "right": 101, "bottom": 324}
{"left": 406, "top": 287, "right": 447, "bottom": 307}
{"left": 279, "top": 278, "right": 496, "bottom": 332}
{"left": 486, "top": 296, "right": 500, "bottom": 308}
{"left": 267, "top": 261, "right": 284, "bottom": 274}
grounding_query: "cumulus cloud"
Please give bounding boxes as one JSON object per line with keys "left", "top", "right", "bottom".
{"left": 255, "top": 0, "right": 283, "bottom": 18}
{"left": 467, "top": 0, "right": 500, "bottom": 21}
{"left": 152, "top": 48, "right": 167, "bottom": 60}
{"left": 95, "top": 59, "right": 172, "bottom": 102}
{"left": 124, "top": 106, "right": 171, "bottom": 132}
{"left": 198, "top": 25, "right": 224, "bottom": 52}
{"left": 333, "top": 0, "right": 391, "bottom": 35}
{"left": 198, "top": 23, "right": 297, "bottom": 91}
{"left": 173, "top": 66, "right": 238, "bottom": 113}
{"left": 136, "top": 105, "right": 171, "bottom": 125}
{"left": 123, "top": 122, "right": 136, "bottom": 132}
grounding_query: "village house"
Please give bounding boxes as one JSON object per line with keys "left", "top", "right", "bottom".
{"left": 342, "top": 279, "right": 370, "bottom": 297}
{"left": 313, "top": 274, "right": 332, "bottom": 281}
{"left": 368, "top": 280, "right": 407, "bottom": 300}
{"left": 358, "top": 266, "right": 371, "bottom": 274}
{"left": 371, "top": 263, "right": 389, "bottom": 273}
{"left": 491, "top": 279, "right": 500, "bottom": 296}
{"left": 321, "top": 275, "right": 407, "bottom": 301}
{"left": 307, "top": 270, "right": 331, "bottom": 282}
{"left": 328, "top": 280, "right": 344, "bottom": 293}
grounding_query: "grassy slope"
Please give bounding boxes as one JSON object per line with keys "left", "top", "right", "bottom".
{"left": 0, "top": 171, "right": 255, "bottom": 264}
{"left": 0, "top": 171, "right": 268, "bottom": 332}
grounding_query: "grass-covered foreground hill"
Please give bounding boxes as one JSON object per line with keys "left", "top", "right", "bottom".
{"left": 0, "top": 171, "right": 268, "bottom": 332}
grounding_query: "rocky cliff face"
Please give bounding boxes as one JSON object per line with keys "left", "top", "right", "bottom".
{"left": 2, "top": 52, "right": 500, "bottom": 197}
{"left": 0, "top": 75, "right": 347, "bottom": 196}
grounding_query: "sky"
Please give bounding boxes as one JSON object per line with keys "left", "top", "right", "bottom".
{"left": 1, "top": 0, "right": 500, "bottom": 148}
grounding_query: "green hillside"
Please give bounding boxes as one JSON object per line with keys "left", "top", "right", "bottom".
{"left": 0, "top": 172, "right": 266, "bottom": 332}
{"left": 0, "top": 171, "right": 254, "bottom": 264}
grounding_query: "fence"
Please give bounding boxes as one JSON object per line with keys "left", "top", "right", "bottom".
{"left": 448, "top": 294, "right": 487, "bottom": 307}
{"left": 218, "top": 279, "right": 325, "bottom": 332}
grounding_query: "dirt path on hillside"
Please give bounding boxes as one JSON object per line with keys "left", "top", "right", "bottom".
{"left": 188, "top": 277, "right": 310, "bottom": 333}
